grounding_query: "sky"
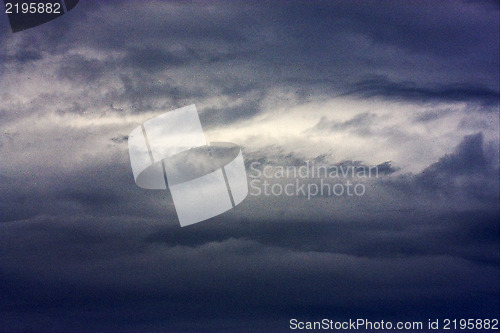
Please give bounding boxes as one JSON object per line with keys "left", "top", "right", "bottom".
{"left": 0, "top": 1, "right": 499, "bottom": 332}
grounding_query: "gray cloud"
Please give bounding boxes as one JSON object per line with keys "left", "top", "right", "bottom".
{"left": 0, "top": 1, "right": 498, "bottom": 331}
{"left": 346, "top": 76, "right": 500, "bottom": 106}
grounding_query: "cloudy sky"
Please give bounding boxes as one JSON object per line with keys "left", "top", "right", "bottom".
{"left": 0, "top": 1, "right": 499, "bottom": 332}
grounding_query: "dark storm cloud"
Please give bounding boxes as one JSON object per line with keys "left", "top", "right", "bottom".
{"left": 1, "top": 133, "right": 499, "bottom": 332}
{"left": 2, "top": 0, "right": 495, "bottom": 124}
{"left": 143, "top": 210, "right": 498, "bottom": 266}
{"left": 117, "top": 73, "right": 202, "bottom": 112}
{"left": 329, "top": 1, "right": 498, "bottom": 58}
{"left": 346, "top": 76, "right": 500, "bottom": 106}
{"left": 1, "top": 212, "right": 498, "bottom": 332}
{"left": 245, "top": 0, "right": 499, "bottom": 96}
{"left": 244, "top": 147, "right": 398, "bottom": 177}
{"left": 0, "top": 150, "right": 178, "bottom": 224}
{"left": 123, "top": 47, "right": 199, "bottom": 72}
{"left": 122, "top": 46, "right": 242, "bottom": 72}
{"left": 419, "top": 133, "right": 489, "bottom": 176}
{"left": 0, "top": 49, "right": 43, "bottom": 64}
{"left": 56, "top": 54, "right": 110, "bottom": 82}
{"left": 1, "top": 0, "right": 499, "bottom": 332}
{"left": 383, "top": 133, "right": 499, "bottom": 209}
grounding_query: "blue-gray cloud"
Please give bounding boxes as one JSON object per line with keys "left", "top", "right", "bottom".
{"left": 0, "top": 1, "right": 498, "bottom": 332}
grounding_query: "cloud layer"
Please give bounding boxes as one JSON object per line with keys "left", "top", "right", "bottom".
{"left": 0, "top": 1, "right": 498, "bottom": 332}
